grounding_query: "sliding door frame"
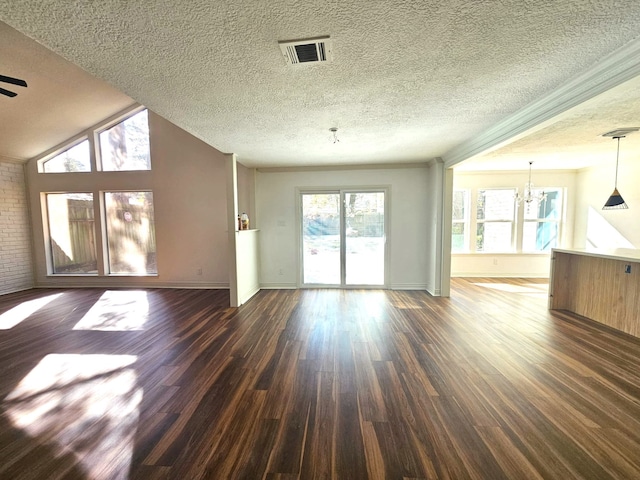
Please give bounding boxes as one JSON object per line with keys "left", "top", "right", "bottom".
{"left": 296, "top": 186, "right": 390, "bottom": 289}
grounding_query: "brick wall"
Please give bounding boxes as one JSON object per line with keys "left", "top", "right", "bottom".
{"left": 0, "top": 161, "right": 34, "bottom": 295}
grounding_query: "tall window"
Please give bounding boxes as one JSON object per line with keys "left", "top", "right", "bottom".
{"left": 523, "top": 188, "right": 562, "bottom": 252}
{"left": 452, "top": 189, "right": 469, "bottom": 252}
{"left": 46, "top": 193, "right": 97, "bottom": 273}
{"left": 42, "top": 140, "right": 91, "bottom": 173}
{"left": 100, "top": 110, "right": 151, "bottom": 171}
{"left": 39, "top": 107, "right": 156, "bottom": 276}
{"left": 476, "top": 189, "right": 516, "bottom": 252}
{"left": 105, "top": 192, "right": 156, "bottom": 274}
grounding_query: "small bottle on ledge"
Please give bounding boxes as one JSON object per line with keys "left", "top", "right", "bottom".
{"left": 241, "top": 212, "right": 249, "bottom": 230}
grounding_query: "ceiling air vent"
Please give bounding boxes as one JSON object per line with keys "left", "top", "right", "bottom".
{"left": 279, "top": 37, "right": 333, "bottom": 65}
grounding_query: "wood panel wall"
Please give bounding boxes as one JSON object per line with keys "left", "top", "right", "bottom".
{"left": 550, "top": 251, "right": 640, "bottom": 337}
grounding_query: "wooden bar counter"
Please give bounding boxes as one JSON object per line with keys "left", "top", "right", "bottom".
{"left": 549, "top": 248, "right": 640, "bottom": 337}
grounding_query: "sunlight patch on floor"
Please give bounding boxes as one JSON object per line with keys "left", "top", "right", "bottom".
{"left": 3, "top": 354, "right": 142, "bottom": 479}
{"left": 473, "top": 282, "right": 548, "bottom": 297}
{"left": 73, "top": 290, "right": 149, "bottom": 331}
{"left": 0, "top": 293, "right": 64, "bottom": 330}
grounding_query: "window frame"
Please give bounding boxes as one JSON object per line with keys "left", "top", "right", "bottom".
{"left": 475, "top": 188, "right": 517, "bottom": 253}
{"left": 521, "top": 187, "right": 563, "bottom": 253}
{"left": 38, "top": 137, "right": 92, "bottom": 174}
{"left": 36, "top": 105, "right": 156, "bottom": 277}
{"left": 451, "top": 188, "right": 470, "bottom": 253}
{"left": 36, "top": 106, "right": 149, "bottom": 174}
{"left": 96, "top": 108, "right": 151, "bottom": 172}
{"left": 103, "top": 190, "right": 157, "bottom": 275}
{"left": 43, "top": 192, "right": 98, "bottom": 275}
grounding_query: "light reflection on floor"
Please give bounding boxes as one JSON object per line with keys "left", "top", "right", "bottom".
{"left": 473, "top": 282, "right": 549, "bottom": 297}
{"left": 73, "top": 290, "right": 150, "bottom": 331}
{"left": 0, "top": 293, "right": 64, "bottom": 330}
{"left": 3, "top": 354, "right": 142, "bottom": 479}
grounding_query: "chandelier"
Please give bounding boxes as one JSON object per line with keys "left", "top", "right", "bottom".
{"left": 515, "top": 161, "right": 546, "bottom": 212}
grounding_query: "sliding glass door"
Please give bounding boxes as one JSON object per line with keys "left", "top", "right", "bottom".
{"left": 301, "top": 193, "right": 341, "bottom": 285}
{"left": 301, "top": 190, "right": 386, "bottom": 287}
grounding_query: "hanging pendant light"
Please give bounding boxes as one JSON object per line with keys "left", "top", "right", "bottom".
{"left": 515, "top": 161, "right": 546, "bottom": 212}
{"left": 602, "top": 136, "right": 628, "bottom": 210}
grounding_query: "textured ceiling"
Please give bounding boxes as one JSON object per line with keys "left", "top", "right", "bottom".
{"left": 456, "top": 74, "right": 640, "bottom": 171}
{"left": 0, "top": 22, "right": 134, "bottom": 162}
{"left": 2, "top": 1, "right": 640, "bottom": 168}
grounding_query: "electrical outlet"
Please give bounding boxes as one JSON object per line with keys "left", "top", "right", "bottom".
{"left": 278, "top": 268, "right": 284, "bottom": 276}
{"left": 493, "top": 258, "right": 498, "bottom": 266}
{"left": 197, "top": 268, "right": 203, "bottom": 276}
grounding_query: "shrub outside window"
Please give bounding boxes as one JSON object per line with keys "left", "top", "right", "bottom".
{"left": 42, "top": 140, "right": 91, "bottom": 173}
{"left": 100, "top": 109, "right": 151, "bottom": 171}
{"left": 104, "top": 191, "right": 157, "bottom": 274}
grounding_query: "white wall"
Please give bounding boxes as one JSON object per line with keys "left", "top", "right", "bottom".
{"left": 26, "top": 111, "right": 230, "bottom": 288}
{"left": 574, "top": 162, "right": 640, "bottom": 249}
{"left": 236, "top": 230, "right": 260, "bottom": 303}
{"left": 0, "top": 161, "right": 34, "bottom": 294}
{"left": 425, "top": 161, "right": 445, "bottom": 294}
{"left": 255, "top": 166, "right": 432, "bottom": 290}
{"left": 452, "top": 170, "right": 577, "bottom": 277}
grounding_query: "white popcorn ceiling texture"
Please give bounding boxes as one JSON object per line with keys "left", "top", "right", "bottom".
{"left": 2, "top": 1, "right": 640, "bottom": 168}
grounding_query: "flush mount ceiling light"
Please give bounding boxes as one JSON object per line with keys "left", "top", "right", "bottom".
{"left": 601, "top": 128, "right": 637, "bottom": 210}
{"left": 329, "top": 127, "right": 339, "bottom": 144}
{"left": 515, "top": 161, "right": 545, "bottom": 212}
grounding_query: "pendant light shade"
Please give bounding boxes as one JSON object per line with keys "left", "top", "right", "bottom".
{"left": 602, "top": 135, "right": 629, "bottom": 210}
{"left": 603, "top": 188, "right": 628, "bottom": 209}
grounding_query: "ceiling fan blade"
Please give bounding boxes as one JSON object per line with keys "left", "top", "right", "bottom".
{"left": 0, "top": 87, "right": 18, "bottom": 97}
{"left": 0, "top": 74, "right": 27, "bottom": 88}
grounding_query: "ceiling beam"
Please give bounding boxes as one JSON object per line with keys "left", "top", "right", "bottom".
{"left": 442, "top": 36, "right": 640, "bottom": 168}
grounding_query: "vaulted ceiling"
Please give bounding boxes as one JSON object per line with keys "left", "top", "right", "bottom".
{"left": 2, "top": 1, "right": 640, "bottom": 169}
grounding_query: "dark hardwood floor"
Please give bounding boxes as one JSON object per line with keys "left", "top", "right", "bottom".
{"left": 1, "top": 279, "right": 640, "bottom": 479}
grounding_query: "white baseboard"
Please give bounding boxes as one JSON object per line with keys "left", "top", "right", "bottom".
{"left": 390, "top": 283, "right": 428, "bottom": 290}
{"left": 35, "top": 280, "right": 230, "bottom": 289}
{"left": 260, "top": 282, "right": 298, "bottom": 289}
{"left": 239, "top": 285, "right": 261, "bottom": 305}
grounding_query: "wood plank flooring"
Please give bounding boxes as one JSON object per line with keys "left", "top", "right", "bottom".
{"left": 1, "top": 279, "right": 640, "bottom": 479}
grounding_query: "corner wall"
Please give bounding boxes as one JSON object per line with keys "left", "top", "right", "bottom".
{"left": 0, "top": 161, "right": 34, "bottom": 294}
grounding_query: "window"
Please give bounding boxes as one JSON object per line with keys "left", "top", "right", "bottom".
{"left": 523, "top": 188, "right": 562, "bottom": 252}
{"left": 39, "top": 107, "right": 156, "bottom": 276}
{"left": 105, "top": 192, "right": 156, "bottom": 274}
{"left": 476, "top": 189, "right": 516, "bottom": 252}
{"left": 451, "top": 189, "right": 469, "bottom": 252}
{"left": 42, "top": 140, "right": 91, "bottom": 173}
{"left": 45, "top": 193, "right": 97, "bottom": 273}
{"left": 100, "top": 110, "right": 151, "bottom": 171}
